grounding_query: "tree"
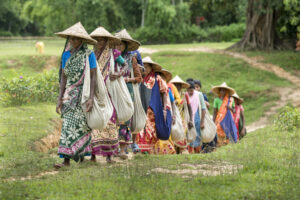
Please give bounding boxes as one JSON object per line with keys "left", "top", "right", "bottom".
{"left": 230, "top": 0, "right": 300, "bottom": 50}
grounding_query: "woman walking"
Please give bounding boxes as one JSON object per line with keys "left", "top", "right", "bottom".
{"left": 232, "top": 93, "right": 246, "bottom": 140}
{"left": 89, "top": 27, "right": 124, "bottom": 163}
{"left": 186, "top": 80, "right": 206, "bottom": 153}
{"left": 136, "top": 57, "right": 173, "bottom": 154}
{"left": 170, "top": 75, "right": 193, "bottom": 154}
{"left": 55, "top": 22, "right": 98, "bottom": 168}
{"left": 212, "top": 82, "right": 236, "bottom": 147}
{"left": 115, "top": 29, "right": 143, "bottom": 159}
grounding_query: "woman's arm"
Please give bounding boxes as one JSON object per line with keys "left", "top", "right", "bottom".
{"left": 201, "top": 109, "right": 206, "bottom": 129}
{"left": 240, "top": 109, "right": 246, "bottom": 136}
{"left": 187, "top": 103, "right": 193, "bottom": 129}
{"left": 125, "top": 57, "right": 142, "bottom": 83}
{"left": 213, "top": 108, "right": 218, "bottom": 122}
{"left": 56, "top": 69, "right": 67, "bottom": 114}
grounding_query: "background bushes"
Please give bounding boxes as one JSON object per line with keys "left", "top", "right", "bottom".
{"left": 0, "top": 70, "right": 59, "bottom": 106}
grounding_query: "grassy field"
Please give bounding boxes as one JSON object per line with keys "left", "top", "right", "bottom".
{"left": 245, "top": 51, "right": 300, "bottom": 76}
{"left": 0, "top": 39, "right": 299, "bottom": 200}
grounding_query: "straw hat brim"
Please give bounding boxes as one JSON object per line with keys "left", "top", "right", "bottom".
{"left": 212, "top": 86, "right": 235, "bottom": 96}
{"left": 55, "top": 32, "right": 97, "bottom": 45}
{"left": 90, "top": 35, "right": 121, "bottom": 46}
{"left": 157, "top": 69, "right": 172, "bottom": 83}
{"left": 143, "top": 62, "right": 162, "bottom": 72}
{"left": 232, "top": 94, "right": 244, "bottom": 104}
{"left": 171, "top": 81, "right": 190, "bottom": 89}
{"left": 120, "top": 38, "right": 141, "bottom": 51}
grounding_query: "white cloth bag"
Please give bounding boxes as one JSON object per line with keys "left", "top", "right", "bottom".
{"left": 198, "top": 92, "right": 217, "bottom": 143}
{"left": 130, "top": 67, "right": 147, "bottom": 133}
{"left": 81, "top": 53, "right": 113, "bottom": 130}
{"left": 171, "top": 105, "right": 185, "bottom": 142}
{"left": 184, "top": 100, "right": 197, "bottom": 143}
{"left": 106, "top": 50, "right": 134, "bottom": 122}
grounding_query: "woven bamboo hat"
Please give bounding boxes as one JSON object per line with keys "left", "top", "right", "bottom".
{"left": 115, "top": 29, "right": 141, "bottom": 51}
{"left": 157, "top": 69, "right": 172, "bottom": 83}
{"left": 211, "top": 82, "right": 235, "bottom": 96}
{"left": 142, "top": 56, "right": 162, "bottom": 71}
{"left": 232, "top": 93, "right": 244, "bottom": 104}
{"left": 90, "top": 27, "right": 121, "bottom": 46}
{"left": 55, "top": 22, "right": 97, "bottom": 45}
{"left": 170, "top": 75, "right": 190, "bottom": 88}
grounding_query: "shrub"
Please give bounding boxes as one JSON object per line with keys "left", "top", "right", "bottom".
{"left": 0, "top": 70, "right": 59, "bottom": 106}
{"left": 273, "top": 106, "right": 300, "bottom": 132}
{"left": 133, "top": 23, "right": 245, "bottom": 44}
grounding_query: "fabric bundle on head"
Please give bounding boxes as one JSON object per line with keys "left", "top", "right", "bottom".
{"left": 90, "top": 26, "right": 121, "bottom": 46}
{"left": 55, "top": 22, "right": 97, "bottom": 45}
{"left": 115, "top": 29, "right": 140, "bottom": 51}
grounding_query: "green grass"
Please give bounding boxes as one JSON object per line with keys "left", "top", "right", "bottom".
{"left": 144, "top": 42, "right": 234, "bottom": 50}
{"left": 149, "top": 51, "right": 291, "bottom": 123}
{"left": 245, "top": 51, "right": 300, "bottom": 76}
{"left": 0, "top": 55, "right": 58, "bottom": 79}
{"left": 0, "top": 126, "right": 299, "bottom": 200}
{"left": 0, "top": 104, "right": 59, "bottom": 179}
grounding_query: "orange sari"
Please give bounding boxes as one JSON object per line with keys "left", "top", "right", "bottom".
{"left": 215, "top": 93, "right": 234, "bottom": 147}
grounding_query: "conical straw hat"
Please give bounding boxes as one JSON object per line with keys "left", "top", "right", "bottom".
{"left": 170, "top": 75, "right": 190, "bottom": 88}
{"left": 55, "top": 22, "right": 97, "bottom": 45}
{"left": 231, "top": 92, "right": 244, "bottom": 104}
{"left": 142, "top": 56, "right": 162, "bottom": 71}
{"left": 115, "top": 29, "right": 141, "bottom": 51}
{"left": 90, "top": 27, "right": 121, "bottom": 45}
{"left": 157, "top": 69, "right": 172, "bottom": 83}
{"left": 211, "top": 82, "right": 235, "bottom": 96}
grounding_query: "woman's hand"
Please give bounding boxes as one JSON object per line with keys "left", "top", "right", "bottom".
{"left": 56, "top": 100, "right": 62, "bottom": 114}
{"left": 188, "top": 121, "right": 193, "bottom": 129}
{"left": 86, "top": 98, "right": 93, "bottom": 112}
{"left": 240, "top": 128, "right": 246, "bottom": 137}
{"left": 200, "top": 121, "right": 205, "bottom": 129}
{"left": 163, "top": 110, "right": 167, "bottom": 121}
{"left": 109, "top": 74, "right": 119, "bottom": 81}
{"left": 172, "top": 114, "right": 176, "bottom": 125}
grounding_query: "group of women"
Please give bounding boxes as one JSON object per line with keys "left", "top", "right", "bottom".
{"left": 54, "top": 22, "right": 246, "bottom": 168}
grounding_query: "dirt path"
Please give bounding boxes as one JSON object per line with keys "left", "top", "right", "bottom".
{"left": 140, "top": 47, "right": 300, "bottom": 132}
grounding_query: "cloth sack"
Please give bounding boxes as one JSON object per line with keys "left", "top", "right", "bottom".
{"left": 149, "top": 74, "right": 172, "bottom": 140}
{"left": 106, "top": 50, "right": 134, "bottom": 122}
{"left": 81, "top": 52, "right": 113, "bottom": 130}
{"left": 171, "top": 105, "right": 185, "bottom": 142}
{"left": 130, "top": 67, "right": 147, "bottom": 133}
{"left": 183, "top": 100, "right": 197, "bottom": 143}
{"left": 198, "top": 92, "right": 217, "bottom": 143}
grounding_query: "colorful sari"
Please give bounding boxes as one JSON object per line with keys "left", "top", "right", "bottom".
{"left": 214, "top": 93, "right": 234, "bottom": 147}
{"left": 91, "top": 45, "right": 120, "bottom": 157}
{"left": 233, "top": 104, "right": 244, "bottom": 140}
{"left": 137, "top": 72, "right": 175, "bottom": 154}
{"left": 58, "top": 46, "right": 92, "bottom": 162}
{"left": 187, "top": 91, "right": 202, "bottom": 153}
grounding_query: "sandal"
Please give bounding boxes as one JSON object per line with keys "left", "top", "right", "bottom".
{"left": 131, "top": 144, "right": 141, "bottom": 153}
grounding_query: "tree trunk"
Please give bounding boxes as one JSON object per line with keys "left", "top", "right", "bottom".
{"left": 141, "top": 0, "right": 148, "bottom": 28}
{"left": 171, "top": 0, "right": 175, "bottom": 6}
{"left": 229, "top": 0, "right": 278, "bottom": 50}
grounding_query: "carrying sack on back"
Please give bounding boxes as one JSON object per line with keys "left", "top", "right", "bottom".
{"left": 130, "top": 68, "right": 147, "bottom": 133}
{"left": 171, "top": 105, "right": 185, "bottom": 142}
{"left": 149, "top": 74, "right": 172, "bottom": 140}
{"left": 81, "top": 52, "right": 113, "bottom": 130}
{"left": 183, "top": 100, "right": 197, "bottom": 143}
{"left": 198, "top": 92, "right": 217, "bottom": 143}
{"left": 106, "top": 50, "right": 134, "bottom": 122}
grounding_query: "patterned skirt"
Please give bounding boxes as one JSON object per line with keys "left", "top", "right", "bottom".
{"left": 137, "top": 108, "right": 175, "bottom": 154}
{"left": 91, "top": 121, "right": 119, "bottom": 156}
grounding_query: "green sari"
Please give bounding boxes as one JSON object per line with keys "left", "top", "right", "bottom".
{"left": 58, "top": 46, "right": 92, "bottom": 162}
